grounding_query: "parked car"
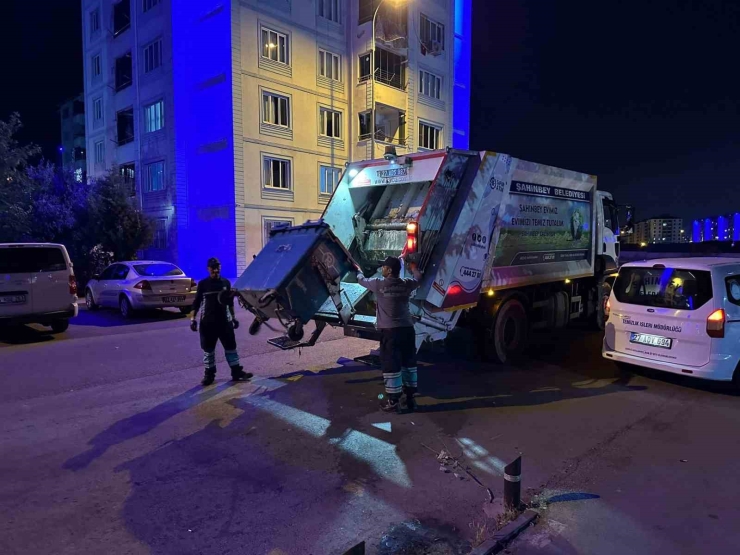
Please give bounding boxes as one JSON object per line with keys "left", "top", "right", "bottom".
{"left": 603, "top": 258, "right": 740, "bottom": 386}
{"left": 84, "top": 261, "right": 197, "bottom": 318}
{"left": 0, "top": 243, "right": 78, "bottom": 333}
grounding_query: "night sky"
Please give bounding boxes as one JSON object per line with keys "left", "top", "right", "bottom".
{"left": 1, "top": 0, "right": 738, "bottom": 222}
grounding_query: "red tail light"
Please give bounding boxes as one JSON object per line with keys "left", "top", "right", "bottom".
{"left": 134, "top": 280, "right": 152, "bottom": 291}
{"left": 405, "top": 221, "right": 419, "bottom": 254}
{"left": 447, "top": 284, "right": 462, "bottom": 296}
{"left": 69, "top": 275, "right": 77, "bottom": 295}
{"left": 707, "top": 309, "right": 725, "bottom": 338}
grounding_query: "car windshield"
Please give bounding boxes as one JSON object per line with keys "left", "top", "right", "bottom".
{"left": 0, "top": 247, "right": 67, "bottom": 273}
{"left": 613, "top": 267, "right": 713, "bottom": 310}
{"left": 132, "top": 263, "right": 184, "bottom": 277}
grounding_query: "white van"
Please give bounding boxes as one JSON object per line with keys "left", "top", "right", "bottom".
{"left": 0, "top": 243, "right": 78, "bottom": 333}
{"left": 603, "top": 258, "right": 740, "bottom": 386}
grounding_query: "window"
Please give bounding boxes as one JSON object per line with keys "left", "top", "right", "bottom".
{"left": 144, "top": 100, "right": 164, "bottom": 133}
{"left": 92, "top": 55, "right": 102, "bottom": 80}
{"left": 90, "top": 8, "right": 100, "bottom": 36}
{"left": 0, "top": 247, "right": 67, "bottom": 274}
{"left": 358, "top": 111, "right": 372, "bottom": 138}
{"left": 261, "top": 27, "right": 289, "bottom": 65}
{"left": 116, "top": 108, "right": 134, "bottom": 145}
{"left": 113, "top": 0, "right": 131, "bottom": 37}
{"left": 359, "top": 53, "right": 371, "bottom": 81}
{"left": 319, "top": 49, "right": 341, "bottom": 81}
{"left": 613, "top": 267, "right": 713, "bottom": 311}
{"left": 120, "top": 162, "right": 135, "bottom": 195}
{"left": 94, "top": 140, "right": 105, "bottom": 164}
{"left": 143, "top": 0, "right": 160, "bottom": 12}
{"left": 319, "top": 108, "right": 341, "bottom": 138}
{"left": 263, "top": 219, "right": 293, "bottom": 246}
{"left": 318, "top": 0, "right": 340, "bottom": 23}
{"left": 144, "top": 161, "right": 165, "bottom": 192}
{"left": 420, "top": 14, "right": 444, "bottom": 53}
{"left": 133, "top": 263, "right": 183, "bottom": 276}
{"left": 263, "top": 157, "right": 291, "bottom": 190}
{"left": 154, "top": 219, "right": 167, "bottom": 250}
{"left": 359, "top": 0, "right": 381, "bottom": 24}
{"left": 143, "top": 39, "right": 162, "bottom": 73}
{"left": 374, "top": 48, "right": 406, "bottom": 89}
{"left": 418, "top": 121, "right": 441, "bottom": 150}
{"left": 262, "top": 92, "right": 290, "bottom": 127}
{"left": 320, "top": 165, "right": 341, "bottom": 196}
{"left": 115, "top": 53, "right": 133, "bottom": 91}
{"left": 419, "top": 70, "right": 441, "bottom": 99}
{"left": 727, "top": 276, "right": 740, "bottom": 306}
{"left": 93, "top": 97, "right": 103, "bottom": 125}
{"left": 112, "top": 265, "right": 130, "bottom": 280}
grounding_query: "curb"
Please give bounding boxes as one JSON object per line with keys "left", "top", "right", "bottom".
{"left": 470, "top": 510, "right": 539, "bottom": 555}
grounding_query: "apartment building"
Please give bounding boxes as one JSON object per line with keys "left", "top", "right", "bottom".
{"left": 59, "top": 94, "right": 87, "bottom": 179}
{"left": 692, "top": 213, "right": 740, "bottom": 242}
{"left": 81, "top": 0, "right": 471, "bottom": 278}
{"left": 626, "top": 215, "right": 685, "bottom": 245}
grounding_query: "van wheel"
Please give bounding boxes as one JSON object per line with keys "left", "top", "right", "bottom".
{"left": 85, "top": 289, "right": 99, "bottom": 311}
{"left": 120, "top": 296, "right": 134, "bottom": 319}
{"left": 50, "top": 320, "right": 69, "bottom": 333}
{"left": 593, "top": 281, "right": 612, "bottom": 331}
{"left": 486, "top": 298, "right": 529, "bottom": 364}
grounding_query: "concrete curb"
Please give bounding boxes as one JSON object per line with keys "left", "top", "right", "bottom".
{"left": 470, "top": 510, "right": 539, "bottom": 555}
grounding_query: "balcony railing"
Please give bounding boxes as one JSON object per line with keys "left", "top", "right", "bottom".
{"left": 359, "top": 130, "right": 407, "bottom": 146}
{"left": 358, "top": 69, "right": 407, "bottom": 91}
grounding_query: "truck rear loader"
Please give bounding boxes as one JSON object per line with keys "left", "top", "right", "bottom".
{"left": 234, "top": 148, "right": 621, "bottom": 363}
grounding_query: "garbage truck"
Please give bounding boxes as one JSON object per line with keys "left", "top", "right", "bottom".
{"left": 234, "top": 148, "right": 621, "bottom": 363}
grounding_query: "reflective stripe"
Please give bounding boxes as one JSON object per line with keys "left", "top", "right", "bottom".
{"left": 504, "top": 473, "right": 521, "bottom": 483}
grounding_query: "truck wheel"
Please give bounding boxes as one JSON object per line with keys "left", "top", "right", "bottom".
{"left": 593, "top": 281, "right": 612, "bottom": 331}
{"left": 50, "top": 320, "right": 69, "bottom": 334}
{"left": 486, "top": 298, "right": 528, "bottom": 364}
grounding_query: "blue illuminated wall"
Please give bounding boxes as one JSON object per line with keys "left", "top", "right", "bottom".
{"left": 452, "top": 0, "right": 472, "bottom": 149}
{"left": 704, "top": 219, "right": 713, "bottom": 242}
{"left": 172, "top": 2, "right": 237, "bottom": 279}
{"left": 692, "top": 220, "right": 701, "bottom": 243}
{"left": 734, "top": 213, "right": 740, "bottom": 241}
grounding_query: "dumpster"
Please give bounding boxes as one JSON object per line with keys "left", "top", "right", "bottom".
{"left": 233, "top": 220, "right": 356, "bottom": 342}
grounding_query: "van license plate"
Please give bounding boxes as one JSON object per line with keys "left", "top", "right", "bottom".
{"left": 0, "top": 294, "right": 27, "bottom": 305}
{"left": 630, "top": 332, "right": 672, "bottom": 349}
{"left": 163, "top": 296, "right": 186, "bottom": 303}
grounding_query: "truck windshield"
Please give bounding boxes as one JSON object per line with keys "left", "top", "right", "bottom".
{"left": 602, "top": 198, "right": 619, "bottom": 234}
{"left": 613, "top": 267, "right": 713, "bottom": 310}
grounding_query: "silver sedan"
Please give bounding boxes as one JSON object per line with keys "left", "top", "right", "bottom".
{"left": 84, "top": 261, "right": 197, "bottom": 318}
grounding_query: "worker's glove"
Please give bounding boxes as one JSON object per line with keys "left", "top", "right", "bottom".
{"left": 232, "top": 319, "right": 240, "bottom": 330}
{"left": 190, "top": 320, "right": 198, "bottom": 332}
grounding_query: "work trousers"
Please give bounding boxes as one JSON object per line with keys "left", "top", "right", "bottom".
{"left": 379, "top": 326, "right": 418, "bottom": 399}
{"left": 200, "top": 321, "right": 240, "bottom": 371}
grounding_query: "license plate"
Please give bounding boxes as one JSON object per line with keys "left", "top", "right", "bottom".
{"left": 0, "top": 294, "right": 27, "bottom": 305}
{"left": 163, "top": 296, "right": 186, "bottom": 303}
{"left": 630, "top": 332, "right": 672, "bottom": 349}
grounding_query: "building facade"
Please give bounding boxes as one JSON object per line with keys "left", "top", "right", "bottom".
{"left": 692, "top": 213, "right": 740, "bottom": 243}
{"left": 81, "top": 0, "right": 471, "bottom": 278}
{"left": 625, "top": 215, "right": 685, "bottom": 245}
{"left": 59, "top": 94, "right": 87, "bottom": 179}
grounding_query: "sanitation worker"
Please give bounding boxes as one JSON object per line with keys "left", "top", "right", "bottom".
{"left": 357, "top": 255, "right": 422, "bottom": 413}
{"left": 189, "top": 257, "right": 252, "bottom": 386}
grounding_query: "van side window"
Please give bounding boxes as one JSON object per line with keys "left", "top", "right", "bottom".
{"left": 727, "top": 276, "right": 740, "bottom": 306}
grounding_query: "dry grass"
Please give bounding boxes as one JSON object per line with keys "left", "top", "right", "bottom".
{"left": 469, "top": 518, "right": 490, "bottom": 547}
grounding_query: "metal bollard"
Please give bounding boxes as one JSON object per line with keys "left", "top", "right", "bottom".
{"left": 504, "top": 456, "right": 522, "bottom": 510}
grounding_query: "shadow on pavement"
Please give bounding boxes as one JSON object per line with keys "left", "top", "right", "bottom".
{"left": 73, "top": 308, "right": 186, "bottom": 328}
{"left": 63, "top": 383, "right": 235, "bottom": 472}
{"left": 0, "top": 325, "right": 57, "bottom": 346}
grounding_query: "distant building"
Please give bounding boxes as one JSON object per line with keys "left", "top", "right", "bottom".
{"left": 692, "top": 213, "right": 740, "bottom": 242}
{"left": 81, "top": 0, "right": 472, "bottom": 277}
{"left": 624, "top": 215, "right": 685, "bottom": 245}
{"left": 59, "top": 94, "right": 87, "bottom": 180}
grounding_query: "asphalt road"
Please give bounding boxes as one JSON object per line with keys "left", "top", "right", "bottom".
{"left": 1, "top": 306, "right": 739, "bottom": 554}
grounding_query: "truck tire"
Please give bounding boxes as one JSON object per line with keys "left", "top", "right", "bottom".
{"left": 593, "top": 281, "right": 612, "bottom": 331}
{"left": 486, "top": 298, "right": 528, "bottom": 364}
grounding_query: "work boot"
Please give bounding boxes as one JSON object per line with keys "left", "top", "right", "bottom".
{"left": 201, "top": 368, "right": 216, "bottom": 386}
{"left": 380, "top": 396, "right": 402, "bottom": 414}
{"left": 403, "top": 387, "right": 418, "bottom": 412}
{"left": 230, "top": 365, "right": 253, "bottom": 382}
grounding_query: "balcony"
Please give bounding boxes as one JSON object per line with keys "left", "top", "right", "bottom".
{"left": 358, "top": 104, "right": 406, "bottom": 147}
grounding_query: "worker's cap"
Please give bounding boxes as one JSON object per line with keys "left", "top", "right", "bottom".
{"left": 207, "top": 257, "right": 221, "bottom": 269}
{"left": 381, "top": 256, "right": 401, "bottom": 275}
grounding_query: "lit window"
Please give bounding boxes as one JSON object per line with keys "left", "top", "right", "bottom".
{"left": 143, "top": 39, "right": 162, "bottom": 73}
{"left": 144, "top": 100, "right": 164, "bottom": 133}
{"left": 120, "top": 163, "right": 136, "bottom": 195}
{"left": 145, "top": 161, "right": 165, "bottom": 192}
{"left": 319, "top": 108, "right": 342, "bottom": 138}
{"left": 94, "top": 141, "right": 105, "bottom": 164}
{"left": 419, "top": 70, "right": 441, "bottom": 99}
{"left": 263, "top": 157, "right": 291, "bottom": 190}
{"left": 262, "top": 92, "right": 290, "bottom": 127}
{"left": 320, "top": 165, "right": 341, "bottom": 196}
{"left": 261, "top": 27, "right": 289, "bottom": 65}
{"left": 317, "top": 0, "right": 340, "bottom": 23}
{"left": 319, "top": 49, "right": 341, "bottom": 81}
{"left": 420, "top": 14, "right": 444, "bottom": 53}
{"left": 143, "top": 0, "right": 160, "bottom": 12}
{"left": 418, "top": 121, "right": 441, "bottom": 150}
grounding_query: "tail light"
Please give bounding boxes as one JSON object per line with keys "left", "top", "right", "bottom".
{"left": 706, "top": 309, "right": 725, "bottom": 338}
{"left": 405, "top": 221, "right": 418, "bottom": 254}
{"left": 69, "top": 275, "right": 77, "bottom": 295}
{"left": 447, "top": 284, "right": 462, "bottom": 296}
{"left": 134, "top": 280, "right": 152, "bottom": 291}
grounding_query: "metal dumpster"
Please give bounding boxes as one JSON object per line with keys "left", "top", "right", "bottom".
{"left": 233, "top": 220, "right": 356, "bottom": 342}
